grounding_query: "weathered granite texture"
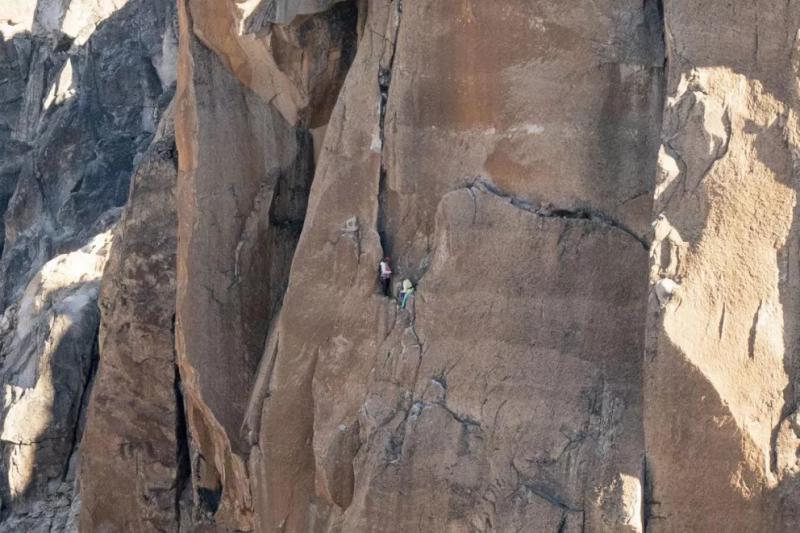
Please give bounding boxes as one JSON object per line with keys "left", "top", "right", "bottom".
{"left": 2, "top": 1, "right": 800, "bottom": 532}
{"left": 80, "top": 108, "right": 183, "bottom": 532}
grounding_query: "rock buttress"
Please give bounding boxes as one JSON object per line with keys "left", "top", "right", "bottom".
{"left": 644, "top": 1, "right": 800, "bottom": 531}
{"left": 79, "top": 108, "right": 184, "bottom": 532}
{"left": 174, "top": 0, "right": 358, "bottom": 528}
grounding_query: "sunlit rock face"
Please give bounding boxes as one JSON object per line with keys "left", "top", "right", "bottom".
{"left": 1, "top": 1, "right": 132, "bottom": 42}
{"left": 0, "top": 232, "right": 110, "bottom": 532}
{"left": 0, "top": 2, "right": 37, "bottom": 39}
{"left": 644, "top": 2, "right": 800, "bottom": 531}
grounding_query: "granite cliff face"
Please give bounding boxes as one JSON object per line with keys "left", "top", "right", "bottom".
{"left": 0, "top": 0, "right": 799, "bottom": 532}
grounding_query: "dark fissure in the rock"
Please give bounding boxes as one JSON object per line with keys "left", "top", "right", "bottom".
{"left": 376, "top": 1, "right": 403, "bottom": 259}
{"left": 172, "top": 315, "right": 191, "bottom": 527}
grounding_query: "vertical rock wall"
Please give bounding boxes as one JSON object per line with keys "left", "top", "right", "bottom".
{"left": 242, "top": 1, "right": 662, "bottom": 531}
{"left": 79, "top": 109, "right": 182, "bottom": 532}
{"left": 174, "top": 0, "right": 358, "bottom": 528}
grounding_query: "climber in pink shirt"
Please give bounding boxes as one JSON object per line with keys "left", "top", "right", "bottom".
{"left": 379, "top": 257, "right": 392, "bottom": 296}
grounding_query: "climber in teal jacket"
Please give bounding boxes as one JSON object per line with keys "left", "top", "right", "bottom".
{"left": 399, "top": 279, "right": 414, "bottom": 310}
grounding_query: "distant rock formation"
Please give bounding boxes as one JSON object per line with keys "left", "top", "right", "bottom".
{"left": 0, "top": 0, "right": 175, "bottom": 530}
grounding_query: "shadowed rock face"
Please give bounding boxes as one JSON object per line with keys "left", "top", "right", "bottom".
{"left": 2, "top": 0, "right": 800, "bottom": 531}
{"left": 0, "top": 0, "right": 176, "bottom": 308}
{"left": 240, "top": 0, "right": 349, "bottom": 30}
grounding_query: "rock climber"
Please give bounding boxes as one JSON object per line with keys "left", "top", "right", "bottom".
{"left": 379, "top": 256, "right": 392, "bottom": 296}
{"left": 399, "top": 278, "right": 414, "bottom": 309}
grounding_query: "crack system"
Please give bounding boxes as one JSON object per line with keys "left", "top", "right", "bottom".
{"left": 465, "top": 178, "right": 650, "bottom": 250}
{"left": 510, "top": 462, "right": 584, "bottom": 516}
{"left": 172, "top": 314, "right": 191, "bottom": 528}
{"left": 59, "top": 323, "right": 100, "bottom": 483}
{"left": 376, "top": 0, "right": 403, "bottom": 258}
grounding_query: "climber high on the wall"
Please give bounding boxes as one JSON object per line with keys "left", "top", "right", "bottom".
{"left": 399, "top": 278, "right": 414, "bottom": 310}
{"left": 379, "top": 256, "right": 392, "bottom": 296}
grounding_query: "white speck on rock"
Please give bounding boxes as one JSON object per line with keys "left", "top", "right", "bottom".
{"left": 370, "top": 133, "right": 382, "bottom": 153}
{"left": 508, "top": 123, "right": 545, "bottom": 135}
{"left": 655, "top": 278, "right": 680, "bottom": 305}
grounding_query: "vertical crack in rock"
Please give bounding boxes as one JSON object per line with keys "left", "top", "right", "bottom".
{"left": 242, "top": 326, "right": 280, "bottom": 446}
{"left": 173, "top": 317, "right": 191, "bottom": 529}
{"left": 641, "top": 2, "right": 667, "bottom": 532}
{"left": 752, "top": 8, "right": 759, "bottom": 69}
{"left": 748, "top": 300, "right": 763, "bottom": 360}
{"left": 645, "top": 0, "right": 665, "bottom": 61}
{"left": 62, "top": 327, "right": 100, "bottom": 483}
{"left": 376, "top": 0, "right": 403, "bottom": 257}
{"left": 642, "top": 456, "right": 664, "bottom": 528}
{"left": 556, "top": 513, "right": 567, "bottom": 533}
{"left": 768, "top": 20, "right": 800, "bottom": 483}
